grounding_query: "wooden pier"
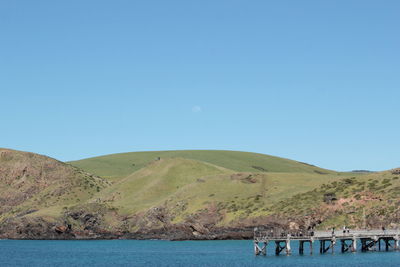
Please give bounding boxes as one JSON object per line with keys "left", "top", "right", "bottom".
{"left": 253, "top": 228, "right": 400, "bottom": 256}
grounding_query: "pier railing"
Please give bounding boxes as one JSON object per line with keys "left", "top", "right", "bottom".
{"left": 314, "top": 229, "right": 400, "bottom": 238}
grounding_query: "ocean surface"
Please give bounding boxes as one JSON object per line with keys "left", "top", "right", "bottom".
{"left": 0, "top": 239, "right": 399, "bottom": 266}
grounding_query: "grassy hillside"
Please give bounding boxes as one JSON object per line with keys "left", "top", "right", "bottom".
{"left": 0, "top": 148, "right": 110, "bottom": 226}
{"left": 85, "top": 156, "right": 359, "bottom": 231}
{"left": 69, "top": 150, "right": 336, "bottom": 181}
{"left": 93, "top": 158, "right": 230, "bottom": 214}
{"left": 268, "top": 168, "right": 400, "bottom": 230}
{"left": 4, "top": 148, "right": 394, "bottom": 240}
{"left": 68, "top": 150, "right": 364, "bottom": 232}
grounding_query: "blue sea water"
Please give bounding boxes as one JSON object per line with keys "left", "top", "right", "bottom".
{"left": 0, "top": 240, "right": 399, "bottom": 266}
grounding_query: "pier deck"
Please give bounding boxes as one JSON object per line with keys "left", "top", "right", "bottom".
{"left": 253, "top": 228, "right": 400, "bottom": 255}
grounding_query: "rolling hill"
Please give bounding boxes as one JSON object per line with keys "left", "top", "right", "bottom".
{"left": 67, "top": 150, "right": 366, "bottom": 238}
{"left": 68, "top": 150, "right": 336, "bottom": 181}
{"left": 1, "top": 148, "right": 398, "bottom": 240}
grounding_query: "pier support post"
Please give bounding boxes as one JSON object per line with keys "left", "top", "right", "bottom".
{"left": 320, "top": 239, "right": 335, "bottom": 254}
{"left": 395, "top": 235, "right": 399, "bottom": 251}
{"left": 254, "top": 241, "right": 267, "bottom": 256}
{"left": 373, "top": 236, "right": 379, "bottom": 251}
{"left": 286, "top": 238, "right": 291, "bottom": 255}
{"left": 275, "top": 241, "right": 285, "bottom": 256}
{"left": 299, "top": 241, "right": 304, "bottom": 254}
{"left": 340, "top": 239, "right": 356, "bottom": 253}
{"left": 299, "top": 240, "right": 313, "bottom": 255}
{"left": 383, "top": 238, "right": 388, "bottom": 251}
{"left": 274, "top": 240, "right": 290, "bottom": 256}
{"left": 262, "top": 242, "right": 267, "bottom": 255}
{"left": 254, "top": 242, "right": 259, "bottom": 256}
{"left": 352, "top": 236, "right": 357, "bottom": 252}
{"left": 361, "top": 237, "right": 379, "bottom": 252}
{"left": 361, "top": 239, "right": 367, "bottom": 252}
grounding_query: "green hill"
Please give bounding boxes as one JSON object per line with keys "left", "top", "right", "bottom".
{"left": 88, "top": 157, "right": 352, "bottom": 231}
{"left": 67, "top": 150, "right": 362, "bottom": 235}
{"left": 68, "top": 150, "right": 336, "bottom": 181}
{"left": 3, "top": 148, "right": 397, "bottom": 240}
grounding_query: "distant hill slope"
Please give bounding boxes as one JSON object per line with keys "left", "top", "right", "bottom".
{"left": 69, "top": 150, "right": 336, "bottom": 181}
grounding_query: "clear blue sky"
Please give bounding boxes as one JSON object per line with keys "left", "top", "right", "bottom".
{"left": 1, "top": 0, "right": 399, "bottom": 171}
